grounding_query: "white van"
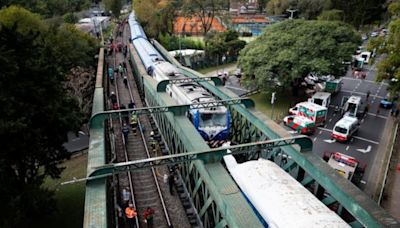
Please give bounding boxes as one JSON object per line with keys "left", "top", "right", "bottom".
{"left": 331, "top": 116, "right": 359, "bottom": 142}
{"left": 309, "top": 92, "right": 331, "bottom": 107}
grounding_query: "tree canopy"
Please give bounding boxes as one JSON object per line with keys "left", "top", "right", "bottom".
{"left": 0, "top": 0, "right": 90, "bottom": 18}
{"left": 205, "top": 30, "right": 246, "bottom": 64}
{"left": 0, "top": 6, "right": 97, "bottom": 227}
{"left": 368, "top": 2, "right": 400, "bottom": 93}
{"left": 238, "top": 20, "right": 359, "bottom": 93}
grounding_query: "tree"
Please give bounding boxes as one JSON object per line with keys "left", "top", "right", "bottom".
{"left": 205, "top": 30, "right": 246, "bottom": 64}
{"left": 257, "top": 0, "right": 269, "bottom": 13}
{"left": 104, "top": 0, "right": 122, "bottom": 18}
{"left": 330, "top": 0, "right": 386, "bottom": 28}
{"left": 183, "top": 0, "right": 226, "bottom": 35}
{"left": 238, "top": 20, "right": 360, "bottom": 93}
{"left": 0, "top": 6, "right": 97, "bottom": 226}
{"left": 368, "top": 6, "right": 400, "bottom": 93}
{"left": 318, "top": 9, "right": 344, "bottom": 21}
{"left": 297, "top": 0, "right": 331, "bottom": 19}
{"left": 266, "top": 0, "right": 290, "bottom": 15}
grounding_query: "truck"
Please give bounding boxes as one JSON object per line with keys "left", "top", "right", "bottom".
{"left": 324, "top": 78, "right": 342, "bottom": 94}
{"left": 297, "top": 102, "right": 328, "bottom": 126}
{"left": 323, "top": 152, "right": 366, "bottom": 186}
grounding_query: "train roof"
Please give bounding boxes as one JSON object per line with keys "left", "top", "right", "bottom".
{"left": 132, "top": 38, "right": 164, "bottom": 71}
{"left": 225, "top": 157, "right": 350, "bottom": 228}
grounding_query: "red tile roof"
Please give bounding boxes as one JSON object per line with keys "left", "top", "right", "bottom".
{"left": 174, "top": 16, "right": 226, "bottom": 35}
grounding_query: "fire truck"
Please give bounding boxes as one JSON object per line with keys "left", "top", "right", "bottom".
{"left": 323, "top": 152, "right": 366, "bottom": 186}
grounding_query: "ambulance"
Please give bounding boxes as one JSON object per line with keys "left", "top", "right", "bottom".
{"left": 309, "top": 92, "right": 331, "bottom": 107}
{"left": 297, "top": 102, "right": 328, "bottom": 126}
{"left": 341, "top": 95, "right": 362, "bottom": 117}
{"left": 331, "top": 116, "right": 359, "bottom": 142}
{"left": 324, "top": 152, "right": 359, "bottom": 180}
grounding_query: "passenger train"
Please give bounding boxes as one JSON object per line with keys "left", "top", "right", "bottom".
{"left": 223, "top": 155, "right": 350, "bottom": 228}
{"left": 128, "top": 12, "right": 230, "bottom": 141}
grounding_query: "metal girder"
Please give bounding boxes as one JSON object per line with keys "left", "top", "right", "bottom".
{"left": 89, "top": 98, "right": 255, "bottom": 128}
{"left": 88, "top": 135, "right": 312, "bottom": 177}
{"left": 157, "top": 77, "right": 223, "bottom": 92}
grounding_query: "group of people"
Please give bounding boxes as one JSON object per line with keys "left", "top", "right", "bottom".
{"left": 121, "top": 188, "right": 155, "bottom": 228}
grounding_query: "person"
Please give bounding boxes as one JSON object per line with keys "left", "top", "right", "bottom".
{"left": 119, "top": 64, "right": 124, "bottom": 77}
{"left": 143, "top": 207, "right": 155, "bottom": 228}
{"left": 122, "top": 188, "right": 131, "bottom": 208}
{"left": 123, "top": 76, "right": 128, "bottom": 88}
{"left": 122, "top": 124, "right": 130, "bottom": 142}
{"left": 110, "top": 92, "right": 117, "bottom": 104}
{"left": 366, "top": 90, "right": 370, "bottom": 101}
{"left": 123, "top": 46, "right": 128, "bottom": 58}
{"left": 363, "top": 103, "right": 369, "bottom": 118}
{"left": 123, "top": 61, "right": 127, "bottom": 73}
{"left": 168, "top": 172, "right": 175, "bottom": 195}
{"left": 130, "top": 113, "right": 138, "bottom": 135}
{"left": 376, "top": 105, "right": 381, "bottom": 117}
{"left": 125, "top": 203, "right": 137, "bottom": 228}
{"left": 150, "top": 131, "right": 157, "bottom": 152}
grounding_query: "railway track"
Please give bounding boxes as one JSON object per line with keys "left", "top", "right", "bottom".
{"left": 106, "top": 25, "right": 172, "bottom": 228}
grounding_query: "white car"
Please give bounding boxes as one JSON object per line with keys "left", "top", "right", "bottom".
{"left": 307, "top": 72, "right": 319, "bottom": 82}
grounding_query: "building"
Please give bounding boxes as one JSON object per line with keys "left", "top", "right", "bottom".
{"left": 173, "top": 16, "right": 226, "bottom": 36}
{"left": 229, "top": 0, "right": 258, "bottom": 14}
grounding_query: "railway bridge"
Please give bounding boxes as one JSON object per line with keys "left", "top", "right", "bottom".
{"left": 83, "top": 40, "right": 399, "bottom": 227}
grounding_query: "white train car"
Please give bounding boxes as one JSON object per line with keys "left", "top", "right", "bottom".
{"left": 224, "top": 156, "right": 350, "bottom": 228}
{"left": 152, "top": 61, "right": 230, "bottom": 140}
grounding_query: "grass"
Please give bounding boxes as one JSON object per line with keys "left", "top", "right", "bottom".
{"left": 197, "top": 62, "right": 237, "bottom": 75}
{"left": 250, "top": 92, "right": 294, "bottom": 123}
{"left": 36, "top": 153, "right": 88, "bottom": 228}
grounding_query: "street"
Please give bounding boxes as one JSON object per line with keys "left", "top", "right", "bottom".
{"left": 209, "top": 56, "right": 393, "bottom": 190}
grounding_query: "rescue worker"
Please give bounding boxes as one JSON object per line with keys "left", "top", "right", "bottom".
{"left": 149, "top": 131, "right": 156, "bottom": 152}
{"left": 123, "top": 76, "right": 128, "bottom": 88}
{"left": 168, "top": 172, "right": 175, "bottom": 195}
{"left": 122, "top": 188, "right": 131, "bottom": 208}
{"left": 110, "top": 92, "right": 117, "bottom": 104}
{"left": 119, "top": 64, "right": 124, "bottom": 77}
{"left": 125, "top": 203, "right": 137, "bottom": 228}
{"left": 143, "top": 207, "right": 155, "bottom": 228}
{"left": 108, "top": 67, "right": 114, "bottom": 83}
{"left": 130, "top": 113, "right": 138, "bottom": 135}
{"left": 122, "top": 123, "right": 130, "bottom": 142}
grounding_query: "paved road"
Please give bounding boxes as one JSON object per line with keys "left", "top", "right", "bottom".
{"left": 210, "top": 58, "right": 392, "bottom": 190}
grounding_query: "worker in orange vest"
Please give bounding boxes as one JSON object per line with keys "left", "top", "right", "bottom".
{"left": 125, "top": 203, "right": 137, "bottom": 228}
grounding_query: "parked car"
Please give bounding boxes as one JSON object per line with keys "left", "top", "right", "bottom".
{"left": 361, "top": 34, "right": 368, "bottom": 41}
{"left": 380, "top": 98, "right": 394, "bottom": 109}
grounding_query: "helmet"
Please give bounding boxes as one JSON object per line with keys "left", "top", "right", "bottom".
{"left": 150, "top": 131, "right": 154, "bottom": 136}
{"left": 111, "top": 91, "right": 115, "bottom": 95}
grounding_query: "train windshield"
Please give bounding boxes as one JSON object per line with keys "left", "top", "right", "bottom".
{"left": 199, "top": 113, "right": 227, "bottom": 127}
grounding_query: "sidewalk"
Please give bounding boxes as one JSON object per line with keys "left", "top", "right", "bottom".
{"left": 380, "top": 120, "right": 400, "bottom": 220}
{"left": 364, "top": 114, "right": 399, "bottom": 220}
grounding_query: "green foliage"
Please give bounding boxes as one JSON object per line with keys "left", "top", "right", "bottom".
{"left": 104, "top": 0, "right": 122, "bottom": 18}
{"left": 158, "top": 33, "right": 204, "bottom": 51}
{"left": 63, "top": 12, "right": 78, "bottom": 24}
{"left": 0, "top": 0, "right": 90, "bottom": 18}
{"left": 330, "top": 0, "right": 386, "bottom": 28}
{"left": 0, "top": 6, "right": 97, "bottom": 227}
{"left": 205, "top": 30, "right": 246, "bottom": 64}
{"left": 373, "top": 18, "right": 400, "bottom": 92}
{"left": 266, "top": 0, "right": 290, "bottom": 15}
{"left": 296, "top": 0, "right": 331, "bottom": 19}
{"left": 318, "top": 9, "right": 344, "bottom": 21}
{"left": 389, "top": 2, "right": 400, "bottom": 18}
{"left": 238, "top": 20, "right": 359, "bottom": 93}
{"left": 134, "top": 0, "right": 180, "bottom": 38}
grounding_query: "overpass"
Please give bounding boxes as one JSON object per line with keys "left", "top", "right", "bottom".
{"left": 83, "top": 42, "right": 399, "bottom": 227}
